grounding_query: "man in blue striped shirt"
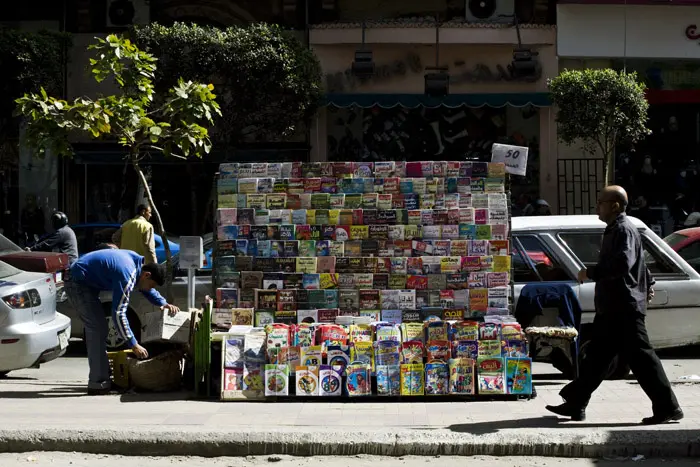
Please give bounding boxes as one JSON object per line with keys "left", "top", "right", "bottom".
{"left": 66, "top": 249, "right": 180, "bottom": 395}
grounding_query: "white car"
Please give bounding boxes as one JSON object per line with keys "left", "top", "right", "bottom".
{"left": 0, "top": 260, "right": 71, "bottom": 376}
{"left": 513, "top": 215, "right": 700, "bottom": 377}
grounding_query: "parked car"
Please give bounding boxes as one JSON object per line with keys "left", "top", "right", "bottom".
{"left": 0, "top": 259, "right": 71, "bottom": 377}
{"left": 71, "top": 223, "right": 180, "bottom": 264}
{"left": 513, "top": 215, "right": 700, "bottom": 379}
{"left": 0, "top": 234, "right": 69, "bottom": 290}
{"left": 663, "top": 227, "right": 700, "bottom": 273}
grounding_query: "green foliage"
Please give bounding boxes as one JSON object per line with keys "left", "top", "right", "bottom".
{"left": 0, "top": 29, "right": 71, "bottom": 141}
{"left": 15, "top": 34, "right": 220, "bottom": 160}
{"left": 132, "top": 22, "right": 323, "bottom": 144}
{"left": 549, "top": 68, "right": 650, "bottom": 154}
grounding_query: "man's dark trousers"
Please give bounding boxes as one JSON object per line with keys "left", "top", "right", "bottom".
{"left": 560, "top": 307, "right": 679, "bottom": 414}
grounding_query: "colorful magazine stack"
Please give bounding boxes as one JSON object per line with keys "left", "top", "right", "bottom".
{"left": 212, "top": 160, "right": 531, "bottom": 400}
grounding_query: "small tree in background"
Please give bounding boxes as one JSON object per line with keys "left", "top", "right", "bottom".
{"left": 15, "top": 34, "right": 220, "bottom": 299}
{"left": 548, "top": 69, "right": 651, "bottom": 184}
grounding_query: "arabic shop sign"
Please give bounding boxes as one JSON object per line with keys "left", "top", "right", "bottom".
{"left": 325, "top": 51, "right": 542, "bottom": 92}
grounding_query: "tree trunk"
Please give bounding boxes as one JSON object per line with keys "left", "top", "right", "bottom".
{"left": 131, "top": 153, "right": 174, "bottom": 303}
{"left": 604, "top": 148, "right": 615, "bottom": 186}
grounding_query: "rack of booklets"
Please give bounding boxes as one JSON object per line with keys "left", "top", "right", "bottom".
{"left": 211, "top": 160, "right": 532, "bottom": 401}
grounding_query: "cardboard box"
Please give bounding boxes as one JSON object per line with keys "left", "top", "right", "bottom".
{"left": 142, "top": 311, "right": 191, "bottom": 344}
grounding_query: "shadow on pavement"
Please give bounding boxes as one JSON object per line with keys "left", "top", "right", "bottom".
{"left": 448, "top": 416, "right": 642, "bottom": 434}
{"left": 64, "top": 340, "right": 87, "bottom": 358}
{"left": 0, "top": 374, "right": 36, "bottom": 381}
{"left": 0, "top": 386, "right": 87, "bottom": 399}
{"left": 119, "top": 391, "right": 196, "bottom": 403}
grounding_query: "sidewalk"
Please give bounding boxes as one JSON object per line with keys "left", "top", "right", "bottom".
{"left": 0, "top": 356, "right": 699, "bottom": 458}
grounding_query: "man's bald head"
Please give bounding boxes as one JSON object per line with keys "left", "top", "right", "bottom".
{"left": 597, "top": 185, "right": 629, "bottom": 224}
{"left": 600, "top": 185, "right": 629, "bottom": 212}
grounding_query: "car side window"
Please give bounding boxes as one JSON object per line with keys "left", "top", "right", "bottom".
{"left": 642, "top": 237, "right": 682, "bottom": 275}
{"left": 558, "top": 232, "right": 601, "bottom": 269}
{"left": 677, "top": 242, "right": 700, "bottom": 263}
{"left": 513, "top": 235, "right": 571, "bottom": 283}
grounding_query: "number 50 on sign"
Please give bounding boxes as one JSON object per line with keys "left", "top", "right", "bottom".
{"left": 490, "top": 143, "right": 529, "bottom": 177}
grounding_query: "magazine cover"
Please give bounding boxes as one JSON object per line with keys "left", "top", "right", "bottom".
{"left": 477, "top": 357, "right": 505, "bottom": 395}
{"left": 400, "top": 363, "right": 425, "bottom": 396}
{"left": 345, "top": 363, "right": 372, "bottom": 397}
{"left": 506, "top": 358, "right": 533, "bottom": 395}
{"left": 264, "top": 364, "right": 289, "bottom": 396}
{"left": 376, "top": 365, "right": 401, "bottom": 396}
{"left": 425, "top": 361, "right": 449, "bottom": 396}
{"left": 448, "top": 358, "right": 475, "bottom": 395}
{"left": 318, "top": 365, "right": 343, "bottom": 397}
{"left": 295, "top": 365, "right": 320, "bottom": 396}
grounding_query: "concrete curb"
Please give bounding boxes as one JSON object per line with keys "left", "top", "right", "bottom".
{"left": 0, "top": 428, "right": 699, "bottom": 458}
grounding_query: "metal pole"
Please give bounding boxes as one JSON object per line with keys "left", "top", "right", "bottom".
{"left": 187, "top": 268, "right": 196, "bottom": 310}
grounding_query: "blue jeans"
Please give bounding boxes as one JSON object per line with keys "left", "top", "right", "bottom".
{"left": 65, "top": 280, "right": 110, "bottom": 390}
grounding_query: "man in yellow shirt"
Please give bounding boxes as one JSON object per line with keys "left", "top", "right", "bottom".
{"left": 112, "top": 204, "right": 158, "bottom": 264}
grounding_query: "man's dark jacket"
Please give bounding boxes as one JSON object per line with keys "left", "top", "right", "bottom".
{"left": 587, "top": 213, "right": 654, "bottom": 314}
{"left": 29, "top": 225, "right": 79, "bottom": 266}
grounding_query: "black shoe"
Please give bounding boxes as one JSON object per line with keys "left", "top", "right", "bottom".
{"left": 546, "top": 403, "right": 586, "bottom": 421}
{"left": 642, "top": 408, "right": 684, "bottom": 425}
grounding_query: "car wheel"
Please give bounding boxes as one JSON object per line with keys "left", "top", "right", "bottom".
{"left": 579, "top": 339, "right": 631, "bottom": 380}
{"left": 102, "top": 303, "right": 141, "bottom": 351}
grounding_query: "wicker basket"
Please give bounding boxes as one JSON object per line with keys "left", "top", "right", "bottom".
{"left": 127, "top": 350, "right": 183, "bottom": 392}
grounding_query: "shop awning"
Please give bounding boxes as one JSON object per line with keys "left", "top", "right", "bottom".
{"left": 324, "top": 93, "right": 551, "bottom": 109}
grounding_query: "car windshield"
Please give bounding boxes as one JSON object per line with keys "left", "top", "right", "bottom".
{"left": 664, "top": 232, "right": 689, "bottom": 249}
{"left": 0, "top": 234, "right": 23, "bottom": 255}
{"left": 0, "top": 259, "right": 21, "bottom": 279}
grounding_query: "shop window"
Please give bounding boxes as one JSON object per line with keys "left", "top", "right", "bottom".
{"left": 513, "top": 235, "right": 570, "bottom": 283}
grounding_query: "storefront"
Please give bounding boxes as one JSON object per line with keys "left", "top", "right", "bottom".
{"left": 309, "top": 27, "right": 558, "bottom": 204}
{"left": 557, "top": 2, "right": 700, "bottom": 220}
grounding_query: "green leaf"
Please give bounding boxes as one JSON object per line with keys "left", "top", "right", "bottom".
{"left": 149, "top": 126, "right": 162, "bottom": 136}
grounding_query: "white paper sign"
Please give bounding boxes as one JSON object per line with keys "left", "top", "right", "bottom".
{"left": 491, "top": 143, "right": 529, "bottom": 176}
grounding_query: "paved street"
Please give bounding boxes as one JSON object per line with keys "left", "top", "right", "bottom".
{"left": 0, "top": 453, "right": 696, "bottom": 467}
{"left": 1, "top": 341, "right": 699, "bottom": 432}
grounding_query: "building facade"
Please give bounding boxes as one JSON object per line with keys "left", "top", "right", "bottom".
{"left": 309, "top": 13, "right": 558, "bottom": 204}
{"left": 557, "top": 1, "right": 700, "bottom": 217}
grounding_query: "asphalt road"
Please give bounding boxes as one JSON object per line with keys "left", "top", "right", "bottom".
{"left": 0, "top": 453, "right": 696, "bottom": 467}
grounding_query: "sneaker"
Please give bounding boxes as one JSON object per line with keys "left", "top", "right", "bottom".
{"left": 642, "top": 408, "right": 684, "bottom": 425}
{"left": 545, "top": 403, "right": 586, "bottom": 421}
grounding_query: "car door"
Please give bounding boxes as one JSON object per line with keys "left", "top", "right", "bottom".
{"left": 556, "top": 230, "right": 603, "bottom": 324}
{"left": 639, "top": 231, "right": 700, "bottom": 348}
{"left": 558, "top": 229, "right": 700, "bottom": 348}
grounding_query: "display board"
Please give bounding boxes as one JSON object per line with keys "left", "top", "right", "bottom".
{"left": 211, "top": 161, "right": 530, "bottom": 400}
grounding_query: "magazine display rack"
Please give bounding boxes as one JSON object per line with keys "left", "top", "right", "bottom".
{"left": 210, "top": 160, "right": 531, "bottom": 400}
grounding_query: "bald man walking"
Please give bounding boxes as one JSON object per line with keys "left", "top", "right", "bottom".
{"left": 547, "top": 185, "right": 682, "bottom": 425}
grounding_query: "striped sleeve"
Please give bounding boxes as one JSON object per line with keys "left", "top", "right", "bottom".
{"left": 111, "top": 267, "right": 138, "bottom": 348}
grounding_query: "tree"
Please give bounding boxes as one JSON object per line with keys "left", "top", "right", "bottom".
{"left": 0, "top": 29, "right": 70, "bottom": 173}
{"left": 548, "top": 69, "right": 651, "bottom": 184}
{"left": 15, "top": 34, "right": 220, "bottom": 298}
{"left": 132, "top": 22, "right": 323, "bottom": 145}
